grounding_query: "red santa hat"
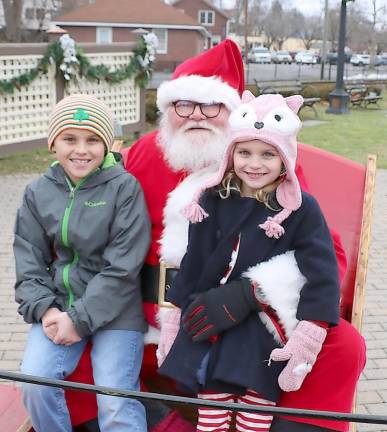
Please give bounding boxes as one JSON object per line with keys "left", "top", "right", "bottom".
{"left": 156, "top": 39, "right": 244, "bottom": 113}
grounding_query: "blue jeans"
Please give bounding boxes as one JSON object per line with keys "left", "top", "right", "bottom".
{"left": 21, "top": 324, "right": 146, "bottom": 432}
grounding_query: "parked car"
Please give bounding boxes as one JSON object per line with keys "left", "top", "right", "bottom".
{"left": 295, "top": 51, "right": 317, "bottom": 65}
{"left": 375, "top": 53, "right": 387, "bottom": 66}
{"left": 289, "top": 51, "right": 297, "bottom": 62}
{"left": 248, "top": 47, "right": 271, "bottom": 64}
{"left": 350, "top": 54, "right": 371, "bottom": 66}
{"left": 326, "top": 52, "right": 351, "bottom": 65}
{"left": 326, "top": 52, "right": 338, "bottom": 65}
{"left": 271, "top": 50, "right": 292, "bottom": 64}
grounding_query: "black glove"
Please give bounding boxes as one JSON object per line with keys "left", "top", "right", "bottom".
{"left": 182, "top": 278, "right": 262, "bottom": 342}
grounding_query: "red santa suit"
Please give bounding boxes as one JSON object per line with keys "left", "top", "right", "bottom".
{"left": 65, "top": 39, "right": 365, "bottom": 432}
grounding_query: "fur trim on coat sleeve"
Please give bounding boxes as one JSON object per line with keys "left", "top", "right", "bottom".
{"left": 243, "top": 251, "right": 307, "bottom": 341}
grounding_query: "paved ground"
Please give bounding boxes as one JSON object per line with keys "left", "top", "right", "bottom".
{"left": 1, "top": 171, "right": 387, "bottom": 431}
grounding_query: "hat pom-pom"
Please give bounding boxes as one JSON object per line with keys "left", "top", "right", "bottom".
{"left": 259, "top": 217, "right": 285, "bottom": 239}
{"left": 181, "top": 202, "right": 209, "bottom": 223}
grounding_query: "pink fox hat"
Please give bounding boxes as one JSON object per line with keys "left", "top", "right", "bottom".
{"left": 182, "top": 91, "right": 304, "bottom": 239}
{"left": 47, "top": 94, "right": 114, "bottom": 152}
{"left": 157, "top": 39, "right": 244, "bottom": 113}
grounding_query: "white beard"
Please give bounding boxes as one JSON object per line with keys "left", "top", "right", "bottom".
{"left": 158, "top": 114, "right": 229, "bottom": 173}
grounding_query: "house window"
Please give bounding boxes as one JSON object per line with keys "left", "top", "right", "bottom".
{"left": 96, "top": 27, "right": 112, "bottom": 44}
{"left": 198, "top": 10, "right": 215, "bottom": 26}
{"left": 151, "top": 28, "right": 167, "bottom": 54}
{"left": 25, "top": 8, "right": 35, "bottom": 20}
{"left": 36, "top": 8, "right": 46, "bottom": 21}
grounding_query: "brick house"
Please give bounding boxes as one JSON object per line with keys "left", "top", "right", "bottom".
{"left": 171, "top": 0, "right": 230, "bottom": 48}
{"left": 52, "top": 0, "right": 209, "bottom": 70}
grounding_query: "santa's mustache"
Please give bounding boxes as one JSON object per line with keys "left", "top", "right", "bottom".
{"left": 180, "top": 120, "right": 222, "bottom": 134}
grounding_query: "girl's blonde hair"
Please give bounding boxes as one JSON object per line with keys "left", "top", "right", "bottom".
{"left": 217, "top": 169, "right": 285, "bottom": 212}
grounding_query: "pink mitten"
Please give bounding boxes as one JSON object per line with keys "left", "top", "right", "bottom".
{"left": 156, "top": 308, "right": 181, "bottom": 367}
{"left": 269, "top": 320, "right": 327, "bottom": 392}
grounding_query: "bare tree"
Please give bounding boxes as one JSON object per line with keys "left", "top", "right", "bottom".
{"left": 295, "top": 14, "right": 323, "bottom": 50}
{"left": 248, "top": 0, "right": 266, "bottom": 37}
{"left": 229, "top": 0, "right": 245, "bottom": 36}
{"left": 1, "top": 0, "right": 23, "bottom": 41}
{"left": 375, "top": 28, "right": 387, "bottom": 52}
{"left": 346, "top": 4, "right": 373, "bottom": 53}
{"left": 53, "top": 0, "right": 92, "bottom": 16}
{"left": 31, "top": 0, "right": 60, "bottom": 35}
{"left": 369, "top": 0, "right": 387, "bottom": 31}
{"left": 327, "top": 6, "right": 340, "bottom": 52}
{"left": 368, "top": 0, "right": 386, "bottom": 58}
{"left": 262, "top": 0, "right": 298, "bottom": 50}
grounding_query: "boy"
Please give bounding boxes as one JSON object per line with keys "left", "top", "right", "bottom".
{"left": 14, "top": 94, "right": 150, "bottom": 432}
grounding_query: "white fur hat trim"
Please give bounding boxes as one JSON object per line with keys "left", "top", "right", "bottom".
{"left": 157, "top": 75, "right": 241, "bottom": 113}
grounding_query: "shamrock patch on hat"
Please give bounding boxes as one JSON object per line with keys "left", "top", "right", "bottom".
{"left": 73, "top": 108, "right": 90, "bottom": 122}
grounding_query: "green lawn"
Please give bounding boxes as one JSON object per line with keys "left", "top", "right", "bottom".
{"left": 0, "top": 92, "right": 386, "bottom": 175}
{"left": 298, "top": 93, "right": 387, "bottom": 168}
{"left": 0, "top": 149, "right": 55, "bottom": 176}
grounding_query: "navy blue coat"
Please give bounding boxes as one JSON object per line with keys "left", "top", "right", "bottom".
{"left": 159, "top": 190, "right": 340, "bottom": 401}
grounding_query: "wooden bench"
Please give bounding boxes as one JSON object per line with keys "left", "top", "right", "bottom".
{"left": 363, "top": 91, "right": 383, "bottom": 108}
{"left": 346, "top": 85, "right": 383, "bottom": 108}
{"left": 254, "top": 79, "right": 321, "bottom": 117}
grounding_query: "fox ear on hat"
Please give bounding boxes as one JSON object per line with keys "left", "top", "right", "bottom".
{"left": 285, "top": 95, "right": 304, "bottom": 113}
{"left": 241, "top": 90, "right": 255, "bottom": 103}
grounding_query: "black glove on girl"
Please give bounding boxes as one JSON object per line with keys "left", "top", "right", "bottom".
{"left": 182, "top": 279, "right": 263, "bottom": 342}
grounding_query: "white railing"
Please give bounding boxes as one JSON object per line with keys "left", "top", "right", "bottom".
{"left": 65, "top": 52, "right": 140, "bottom": 125}
{"left": 0, "top": 55, "right": 56, "bottom": 146}
{"left": 0, "top": 44, "right": 145, "bottom": 153}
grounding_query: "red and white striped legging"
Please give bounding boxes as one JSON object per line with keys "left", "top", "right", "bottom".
{"left": 197, "top": 389, "right": 275, "bottom": 432}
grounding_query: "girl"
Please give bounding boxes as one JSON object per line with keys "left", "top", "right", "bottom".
{"left": 158, "top": 92, "right": 340, "bottom": 432}
{"left": 14, "top": 94, "right": 150, "bottom": 432}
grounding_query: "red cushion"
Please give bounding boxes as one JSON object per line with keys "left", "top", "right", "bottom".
{"left": 297, "top": 143, "right": 366, "bottom": 321}
{"left": 0, "top": 386, "right": 30, "bottom": 432}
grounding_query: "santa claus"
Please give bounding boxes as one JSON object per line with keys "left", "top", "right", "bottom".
{"left": 123, "top": 39, "right": 365, "bottom": 432}
{"left": 64, "top": 40, "right": 365, "bottom": 432}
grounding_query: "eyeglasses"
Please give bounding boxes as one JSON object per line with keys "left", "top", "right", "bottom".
{"left": 172, "top": 100, "right": 223, "bottom": 119}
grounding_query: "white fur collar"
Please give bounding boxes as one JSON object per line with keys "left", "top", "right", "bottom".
{"left": 159, "top": 165, "right": 219, "bottom": 266}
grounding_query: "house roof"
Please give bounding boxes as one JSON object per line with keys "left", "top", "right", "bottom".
{"left": 53, "top": 0, "right": 201, "bottom": 27}
{"left": 172, "top": 0, "right": 230, "bottom": 19}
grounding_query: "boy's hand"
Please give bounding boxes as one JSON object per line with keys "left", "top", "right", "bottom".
{"left": 42, "top": 307, "right": 61, "bottom": 341}
{"left": 45, "top": 312, "right": 82, "bottom": 346}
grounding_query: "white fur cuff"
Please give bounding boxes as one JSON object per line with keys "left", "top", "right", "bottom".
{"left": 243, "top": 251, "right": 307, "bottom": 339}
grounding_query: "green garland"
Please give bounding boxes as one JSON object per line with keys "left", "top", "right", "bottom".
{"left": 0, "top": 36, "right": 154, "bottom": 95}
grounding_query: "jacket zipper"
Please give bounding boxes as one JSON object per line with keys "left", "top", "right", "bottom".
{"left": 61, "top": 177, "right": 85, "bottom": 307}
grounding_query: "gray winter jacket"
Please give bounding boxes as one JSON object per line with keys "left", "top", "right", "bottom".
{"left": 14, "top": 152, "right": 150, "bottom": 337}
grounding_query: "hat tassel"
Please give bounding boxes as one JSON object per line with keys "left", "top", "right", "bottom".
{"left": 181, "top": 201, "right": 209, "bottom": 223}
{"left": 259, "top": 209, "right": 292, "bottom": 239}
